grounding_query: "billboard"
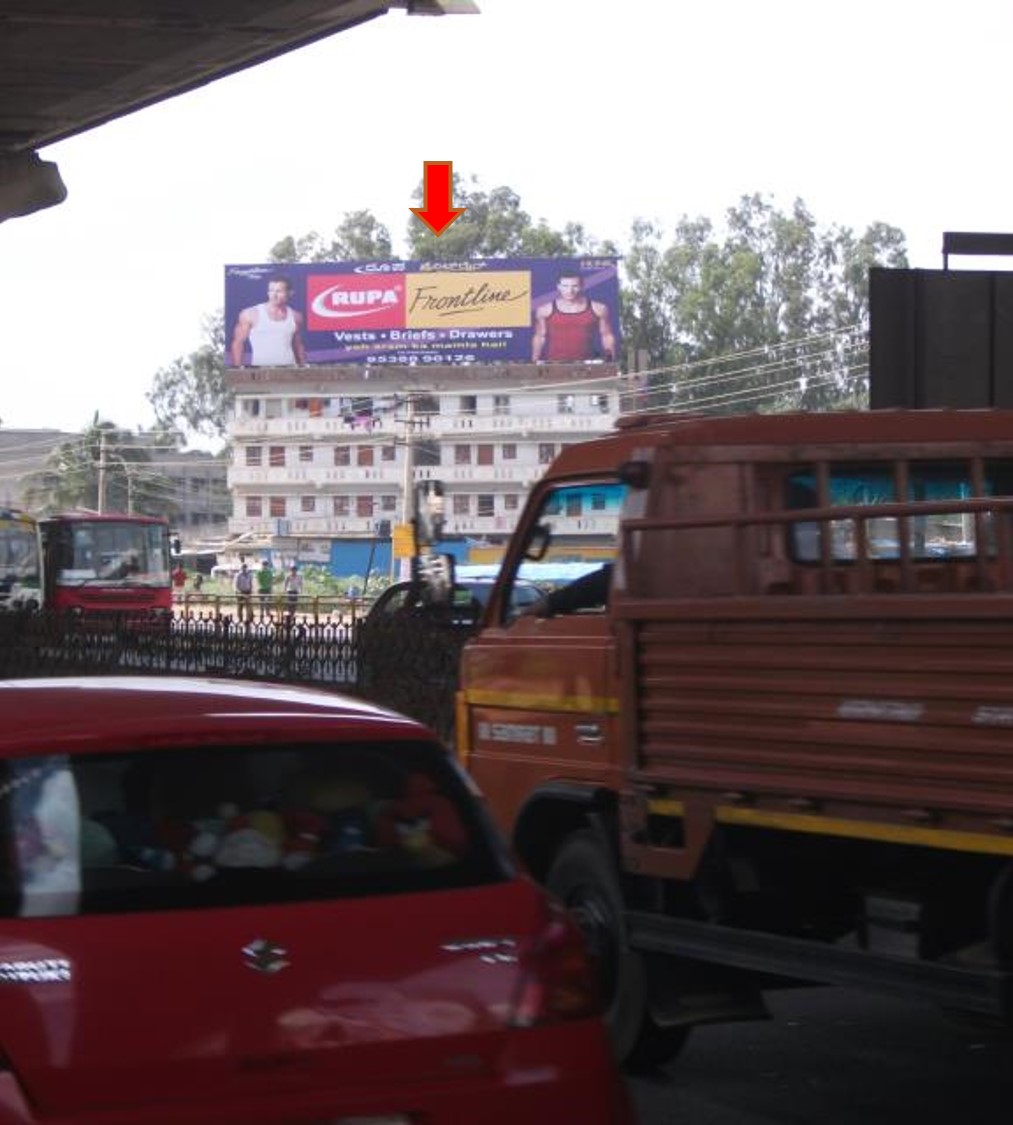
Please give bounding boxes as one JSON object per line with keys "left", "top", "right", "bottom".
{"left": 224, "top": 257, "right": 620, "bottom": 368}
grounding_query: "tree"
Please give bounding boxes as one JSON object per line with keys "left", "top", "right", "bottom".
{"left": 406, "top": 174, "right": 617, "bottom": 261}
{"left": 269, "top": 210, "right": 394, "bottom": 263}
{"left": 25, "top": 414, "right": 173, "bottom": 518}
{"left": 632, "top": 195, "right": 908, "bottom": 414}
{"left": 147, "top": 311, "right": 230, "bottom": 439}
{"left": 620, "top": 218, "right": 681, "bottom": 373}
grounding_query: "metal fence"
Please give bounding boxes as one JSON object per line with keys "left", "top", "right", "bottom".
{"left": 0, "top": 610, "right": 477, "bottom": 746}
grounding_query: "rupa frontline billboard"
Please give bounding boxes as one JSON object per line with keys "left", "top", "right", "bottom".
{"left": 224, "top": 257, "right": 620, "bottom": 368}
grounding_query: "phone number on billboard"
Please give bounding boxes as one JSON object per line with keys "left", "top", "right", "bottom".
{"left": 364, "top": 354, "right": 478, "bottom": 365}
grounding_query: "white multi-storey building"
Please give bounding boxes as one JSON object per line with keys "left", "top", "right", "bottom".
{"left": 225, "top": 362, "right": 629, "bottom": 570}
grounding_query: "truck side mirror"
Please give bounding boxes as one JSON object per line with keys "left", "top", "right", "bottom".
{"left": 525, "top": 523, "right": 552, "bottom": 561}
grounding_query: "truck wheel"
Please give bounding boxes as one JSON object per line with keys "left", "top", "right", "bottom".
{"left": 547, "top": 829, "right": 689, "bottom": 1069}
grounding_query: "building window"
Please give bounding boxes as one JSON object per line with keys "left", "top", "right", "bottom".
{"left": 493, "top": 394, "right": 510, "bottom": 416}
{"left": 269, "top": 446, "right": 286, "bottom": 468}
{"left": 301, "top": 496, "right": 316, "bottom": 513}
{"left": 558, "top": 394, "right": 575, "bottom": 414}
{"left": 414, "top": 394, "right": 441, "bottom": 418}
{"left": 539, "top": 443, "right": 555, "bottom": 465}
{"left": 242, "top": 399, "right": 261, "bottom": 417}
{"left": 477, "top": 494, "right": 495, "bottom": 518}
{"left": 381, "top": 445, "right": 396, "bottom": 462}
{"left": 357, "top": 446, "right": 374, "bottom": 467}
{"left": 591, "top": 393, "right": 610, "bottom": 413}
{"left": 591, "top": 492, "right": 607, "bottom": 511}
{"left": 566, "top": 493, "right": 583, "bottom": 517}
{"left": 416, "top": 439, "right": 441, "bottom": 467}
{"left": 455, "top": 445, "right": 472, "bottom": 465}
{"left": 245, "top": 496, "right": 262, "bottom": 517}
{"left": 356, "top": 496, "right": 374, "bottom": 518}
{"left": 453, "top": 494, "right": 471, "bottom": 516}
{"left": 245, "top": 446, "right": 262, "bottom": 467}
{"left": 269, "top": 496, "right": 286, "bottom": 518}
{"left": 501, "top": 443, "right": 517, "bottom": 461}
{"left": 458, "top": 395, "right": 477, "bottom": 416}
{"left": 265, "top": 399, "right": 282, "bottom": 419}
{"left": 381, "top": 494, "right": 397, "bottom": 512}
{"left": 343, "top": 397, "right": 374, "bottom": 427}
{"left": 299, "top": 445, "right": 313, "bottom": 464}
{"left": 333, "top": 446, "right": 350, "bottom": 466}
{"left": 504, "top": 494, "right": 519, "bottom": 511}
{"left": 333, "top": 495, "right": 349, "bottom": 517}
{"left": 477, "top": 444, "right": 494, "bottom": 466}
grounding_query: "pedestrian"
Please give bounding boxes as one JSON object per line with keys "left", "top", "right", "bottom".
{"left": 193, "top": 572, "right": 204, "bottom": 593}
{"left": 172, "top": 564, "right": 186, "bottom": 592}
{"left": 256, "top": 557, "right": 275, "bottom": 619}
{"left": 233, "top": 562, "right": 254, "bottom": 623}
{"left": 283, "top": 563, "right": 302, "bottom": 619}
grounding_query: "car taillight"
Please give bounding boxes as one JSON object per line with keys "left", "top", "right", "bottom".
{"left": 508, "top": 898, "right": 601, "bottom": 1027}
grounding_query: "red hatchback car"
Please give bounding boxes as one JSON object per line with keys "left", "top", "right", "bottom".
{"left": 0, "top": 677, "right": 635, "bottom": 1125}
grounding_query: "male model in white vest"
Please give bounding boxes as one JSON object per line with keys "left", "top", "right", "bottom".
{"left": 231, "top": 275, "right": 307, "bottom": 367}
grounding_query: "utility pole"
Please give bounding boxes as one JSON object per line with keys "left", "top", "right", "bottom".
{"left": 394, "top": 392, "right": 417, "bottom": 581}
{"left": 400, "top": 392, "right": 417, "bottom": 528}
{"left": 97, "top": 432, "right": 107, "bottom": 514}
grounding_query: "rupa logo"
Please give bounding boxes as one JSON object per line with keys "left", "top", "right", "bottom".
{"left": 307, "top": 274, "right": 405, "bottom": 331}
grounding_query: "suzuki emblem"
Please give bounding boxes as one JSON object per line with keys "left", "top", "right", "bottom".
{"left": 242, "top": 939, "right": 290, "bottom": 974}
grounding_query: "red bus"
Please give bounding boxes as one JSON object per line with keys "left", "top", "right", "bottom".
{"left": 38, "top": 511, "right": 173, "bottom": 617}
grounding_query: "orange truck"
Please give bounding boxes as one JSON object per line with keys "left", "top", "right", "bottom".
{"left": 456, "top": 408, "right": 1013, "bottom": 1067}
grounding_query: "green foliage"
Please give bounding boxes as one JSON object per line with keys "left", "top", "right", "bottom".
{"left": 406, "top": 174, "right": 618, "bottom": 261}
{"left": 270, "top": 210, "right": 394, "bottom": 263}
{"left": 626, "top": 194, "right": 908, "bottom": 412}
{"left": 147, "top": 311, "right": 230, "bottom": 439}
{"left": 25, "top": 414, "right": 174, "bottom": 518}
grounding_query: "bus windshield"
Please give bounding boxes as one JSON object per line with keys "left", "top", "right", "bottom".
{"left": 53, "top": 520, "right": 170, "bottom": 586}
{"left": 0, "top": 512, "right": 41, "bottom": 609}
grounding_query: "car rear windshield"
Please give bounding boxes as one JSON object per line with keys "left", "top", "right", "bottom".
{"left": 0, "top": 740, "right": 510, "bottom": 917}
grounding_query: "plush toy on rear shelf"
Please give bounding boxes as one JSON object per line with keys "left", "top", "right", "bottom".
{"left": 160, "top": 803, "right": 285, "bottom": 881}
{"left": 214, "top": 808, "right": 284, "bottom": 870}
{"left": 281, "top": 808, "right": 328, "bottom": 870}
{"left": 305, "top": 777, "right": 375, "bottom": 855}
{"left": 374, "top": 772, "right": 468, "bottom": 868}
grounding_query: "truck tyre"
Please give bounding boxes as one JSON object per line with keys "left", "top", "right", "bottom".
{"left": 547, "top": 829, "right": 689, "bottom": 1069}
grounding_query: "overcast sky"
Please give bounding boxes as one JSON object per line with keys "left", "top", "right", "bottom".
{"left": 2, "top": 0, "right": 1011, "bottom": 445}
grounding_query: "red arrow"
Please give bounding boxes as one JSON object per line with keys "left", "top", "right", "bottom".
{"left": 410, "top": 161, "right": 466, "bottom": 237}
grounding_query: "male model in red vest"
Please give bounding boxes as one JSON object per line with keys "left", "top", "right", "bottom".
{"left": 532, "top": 271, "right": 616, "bottom": 363}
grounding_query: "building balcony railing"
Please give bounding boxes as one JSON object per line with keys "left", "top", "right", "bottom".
{"left": 228, "top": 515, "right": 392, "bottom": 538}
{"left": 229, "top": 411, "right": 615, "bottom": 440}
{"left": 228, "top": 465, "right": 402, "bottom": 487}
{"left": 229, "top": 464, "right": 545, "bottom": 488}
{"left": 227, "top": 510, "right": 615, "bottom": 542}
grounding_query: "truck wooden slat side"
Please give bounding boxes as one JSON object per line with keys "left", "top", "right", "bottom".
{"left": 458, "top": 409, "right": 1013, "bottom": 1067}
